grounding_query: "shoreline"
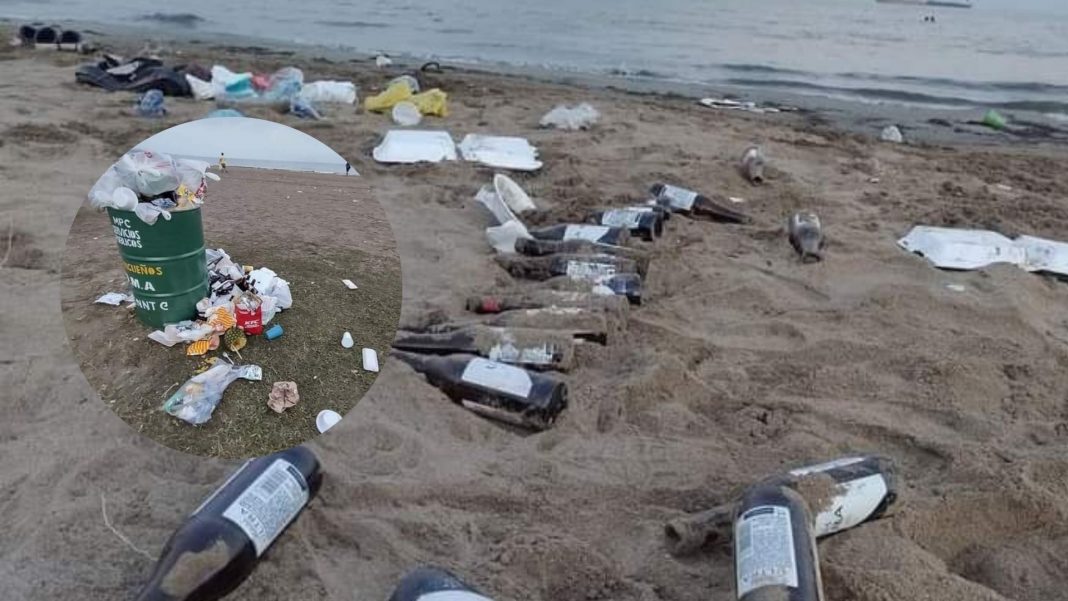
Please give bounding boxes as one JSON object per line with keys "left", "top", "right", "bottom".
{"left": 6, "top": 16, "right": 1068, "bottom": 149}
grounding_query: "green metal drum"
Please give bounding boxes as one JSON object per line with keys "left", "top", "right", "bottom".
{"left": 107, "top": 207, "right": 208, "bottom": 328}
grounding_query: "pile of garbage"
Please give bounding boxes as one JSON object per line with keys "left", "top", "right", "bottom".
{"left": 373, "top": 130, "right": 542, "bottom": 170}
{"left": 76, "top": 54, "right": 201, "bottom": 96}
{"left": 89, "top": 149, "right": 218, "bottom": 224}
{"left": 156, "top": 248, "right": 293, "bottom": 425}
{"left": 364, "top": 75, "right": 448, "bottom": 125}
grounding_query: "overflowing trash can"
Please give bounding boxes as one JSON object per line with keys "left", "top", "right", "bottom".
{"left": 107, "top": 205, "right": 208, "bottom": 327}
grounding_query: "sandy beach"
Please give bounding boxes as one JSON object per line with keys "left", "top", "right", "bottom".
{"left": 2, "top": 27, "right": 1068, "bottom": 601}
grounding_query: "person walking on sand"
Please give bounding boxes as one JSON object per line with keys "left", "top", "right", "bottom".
{"left": 219, "top": 153, "right": 227, "bottom": 171}
{"left": 345, "top": 161, "right": 351, "bottom": 175}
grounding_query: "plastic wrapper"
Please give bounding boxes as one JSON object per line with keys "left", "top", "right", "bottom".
{"left": 185, "top": 74, "right": 214, "bottom": 100}
{"left": 135, "top": 89, "right": 166, "bottom": 117}
{"left": 147, "top": 321, "right": 215, "bottom": 347}
{"left": 213, "top": 65, "right": 304, "bottom": 105}
{"left": 163, "top": 362, "right": 263, "bottom": 424}
{"left": 364, "top": 80, "right": 413, "bottom": 112}
{"left": 409, "top": 88, "right": 448, "bottom": 117}
{"left": 114, "top": 151, "right": 181, "bottom": 197}
{"left": 540, "top": 103, "right": 599, "bottom": 130}
{"left": 300, "top": 80, "right": 358, "bottom": 104}
{"left": 134, "top": 202, "right": 172, "bottom": 225}
{"left": 290, "top": 96, "right": 323, "bottom": 120}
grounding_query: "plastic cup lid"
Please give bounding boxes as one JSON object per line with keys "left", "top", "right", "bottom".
{"left": 316, "top": 409, "right": 342, "bottom": 433}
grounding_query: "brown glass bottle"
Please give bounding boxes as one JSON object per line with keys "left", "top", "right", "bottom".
{"left": 465, "top": 290, "right": 630, "bottom": 323}
{"left": 134, "top": 446, "right": 323, "bottom": 601}
{"left": 393, "top": 325, "right": 577, "bottom": 371}
{"left": 649, "top": 183, "right": 752, "bottom": 224}
{"left": 496, "top": 253, "right": 639, "bottom": 284}
{"left": 544, "top": 272, "right": 643, "bottom": 306}
{"left": 392, "top": 350, "right": 568, "bottom": 430}
{"left": 586, "top": 208, "right": 663, "bottom": 241}
{"left": 513, "top": 238, "right": 651, "bottom": 276}
{"left": 478, "top": 305, "right": 623, "bottom": 345}
{"left": 527, "top": 223, "right": 630, "bottom": 245}
{"left": 389, "top": 566, "right": 494, "bottom": 601}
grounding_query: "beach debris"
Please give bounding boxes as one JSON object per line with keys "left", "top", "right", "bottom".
{"left": 588, "top": 207, "right": 663, "bottom": 242}
{"left": 393, "top": 325, "right": 576, "bottom": 371}
{"left": 234, "top": 292, "right": 264, "bottom": 335}
{"left": 162, "top": 362, "right": 262, "bottom": 424}
{"left": 375, "top": 54, "right": 393, "bottom": 67}
{"left": 392, "top": 101, "right": 422, "bottom": 126}
{"left": 740, "top": 145, "right": 766, "bottom": 184}
{"left": 186, "top": 73, "right": 214, "bottom": 100}
{"left": 212, "top": 65, "right": 304, "bottom": 105}
{"left": 898, "top": 226, "right": 1068, "bottom": 277}
{"left": 698, "top": 97, "right": 787, "bottom": 114}
{"left": 485, "top": 220, "right": 532, "bottom": 255}
{"left": 132, "top": 447, "right": 321, "bottom": 598}
{"left": 946, "top": 283, "right": 967, "bottom": 292}
{"left": 420, "top": 61, "right": 443, "bottom": 73}
{"left": 290, "top": 96, "right": 323, "bottom": 120}
{"left": 410, "top": 89, "right": 449, "bottom": 117}
{"left": 392, "top": 351, "right": 567, "bottom": 430}
{"left": 389, "top": 75, "right": 421, "bottom": 93}
{"left": 16, "top": 23, "right": 58, "bottom": 49}
{"left": 982, "top": 109, "right": 1008, "bottom": 130}
{"left": 734, "top": 484, "right": 824, "bottom": 600}
{"left": 528, "top": 223, "right": 629, "bottom": 246}
{"left": 362, "top": 348, "right": 380, "bottom": 372}
{"left": 299, "top": 80, "right": 358, "bottom": 104}
{"left": 224, "top": 326, "right": 248, "bottom": 356}
{"left": 134, "top": 89, "right": 167, "bottom": 118}
{"left": 148, "top": 321, "right": 215, "bottom": 347}
{"left": 342, "top": 331, "right": 354, "bottom": 349}
{"left": 133, "top": 202, "right": 172, "bottom": 225}
{"left": 880, "top": 125, "right": 904, "bottom": 143}
{"left": 205, "top": 108, "right": 245, "bottom": 118}
{"left": 316, "top": 409, "right": 342, "bottom": 433}
{"left": 788, "top": 212, "right": 824, "bottom": 262}
{"left": 458, "top": 134, "right": 542, "bottom": 171}
{"left": 265, "top": 324, "right": 284, "bottom": 340}
{"left": 667, "top": 455, "right": 898, "bottom": 556}
{"left": 477, "top": 173, "right": 539, "bottom": 254}
{"left": 365, "top": 80, "right": 412, "bottom": 112}
{"left": 389, "top": 567, "right": 490, "bottom": 601}
{"left": 540, "top": 103, "right": 600, "bottom": 130}
{"left": 76, "top": 55, "right": 193, "bottom": 96}
{"left": 649, "top": 183, "right": 752, "bottom": 223}
{"left": 267, "top": 381, "right": 300, "bottom": 413}
{"left": 185, "top": 338, "right": 211, "bottom": 356}
{"left": 342, "top": 279, "right": 359, "bottom": 290}
{"left": 728, "top": 196, "right": 746, "bottom": 204}
{"left": 95, "top": 292, "right": 133, "bottom": 306}
{"left": 89, "top": 150, "right": 216, "bottom": 211}
{"left": 372, "top": 130, "right": 458, "bottom": 164}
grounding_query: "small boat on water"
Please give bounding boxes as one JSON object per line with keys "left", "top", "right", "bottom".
{"left": 877, "top": 0, "right": 972, "bottom": 7}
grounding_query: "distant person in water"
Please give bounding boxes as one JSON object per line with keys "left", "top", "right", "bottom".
{"left": 345, "top": 161, "right": 351, "bottom": 175}
{"left": 219, "top": 153, "right": 227, "bottom": 171}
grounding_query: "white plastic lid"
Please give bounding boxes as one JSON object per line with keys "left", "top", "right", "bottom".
{"left": 316, "top": 410, "right": 342, "bottom": 433}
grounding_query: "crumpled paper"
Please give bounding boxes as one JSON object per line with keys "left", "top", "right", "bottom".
{"left": 267, "top": 381, "right": 300, "bottom": 413}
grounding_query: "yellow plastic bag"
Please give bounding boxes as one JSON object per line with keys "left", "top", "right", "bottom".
{"left": 364, "top": 81, "right": 413, "bottom": 113}
{"left": 410, "top": 88, "right": 448, "bottom": 117}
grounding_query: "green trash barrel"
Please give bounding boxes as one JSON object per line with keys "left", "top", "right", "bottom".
{"left": 107, "top": 206, "right": 209, "bottom": 328}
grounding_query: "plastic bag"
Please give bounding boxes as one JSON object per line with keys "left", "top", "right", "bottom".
{"left": 147, "top": 321, "right": 215, "bottom": 347}
{"left": 290, "top": 96, "right": 323, "bottom": 120}
{"left": 185, "top": 74, "right": 214, "bottom": 100}
{"left": 300, "top": 81, "right": 358, "bottom": 104}
{"left": 136, "top": 89, "right": 166, "bottom": 117}
{"left": 364, "top": 80, "right": 413, "bottom": 112}
{"left": 486, "top": 219, "right": 531, "bottom": 255}
{"left": 134, "top": 202, "right": 172, "bottom": 225}
{"left": 163, "top": 362, "right": 263, "bottom": 424}
{"left": 263, "top": 67, "right": 304, "bottom": 103}
{"left": 540, "top": 103, "right": 599, "bottom": 130}
{"left": 113, "top": 151, "right": 181, "bottom": 197}
{"left": 410, "top": 88, "right": 448, "bottom": 117}
{"left": 388, "top": 75, "right": 420, "bottom": 94}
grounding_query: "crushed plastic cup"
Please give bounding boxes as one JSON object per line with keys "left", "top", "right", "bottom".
{"left": 342, "top": 331, "right": 354, "bottom": 349}
{"left": 392, "top": 101, "right": 422, "bottom": 126}
{"left": 316, "top": 409, "right": 343, "bottom": 433}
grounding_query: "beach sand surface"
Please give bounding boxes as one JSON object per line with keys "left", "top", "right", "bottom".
{"left": 1, "top": 37, "right": 1068, "bottom": 601}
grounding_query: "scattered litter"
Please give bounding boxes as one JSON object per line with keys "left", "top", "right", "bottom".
{"left": 133, "top": 202, "right": 171, "bottom": 225}
{"left": 486, "top": 220, "right": 532, "bottom": 255}
{"left": 740, "top": 146, "right": 766, "bottom": 184}
{"left": 388, "top": 75, "right": 420, "bottom": 94}
{"left": 392, "top": 101, "right": 422, "bottom": 126}
{"left": 88, "top": 150, "right": 215, "bottom": 212}
{"left": 342, "top": 279, "right": 358, "bottom": 290}
{"left": 880, "top": 125, "right": 904, "bottom": 144}
{"left": 375, "top": 54, "right": 393, "bottom": 67}
{"left": 290, "top": 96, "right": 323, "bottom": 120}
{"left": 205, "top": 108, "right": 244, "bottom": 118}
{"left": 234, "top": 291, "right": 263, "bottom": 335}
{"left": 372, "top": 130, "right": 458, "bottom": 164}
{"left": 148, "top": 321, "right": 215, "bottom": 347}
{"left": 946, "top": 283, "right": 967, "bottom": 292}
{"left": 540, "top": 103, "right": 600, "bottom": 130}
{"left": 76, "top": 55, "right": 193, "bottom": 96}
{"left": 409, "top": 89, "right": 449, "bottom": 117}
{"left": 458, "top": 134, "right": 542, "bottom": 171}
{"left": 982, "top": 109, "right": 1007, "bottom": 131}
{"left": 224, "top": 326, "right": 248, "bottom": 356}
{"left": 869, "top": 177, "right": 881, "bottom": 184}
{"left": 135, "top": 89, "right": 166, "bottom": 117}
{"left": 265, "top": 324, "right": 284, "bottom": 340}
{"left": 162, "top": 362, "right": 262, "bottom": 424}
{"left": 267, "top": 381, "right": 300, "bottom": 413}
{"left": 299, "top": 80, "right": 358, "bottom": 104}
{"left": 698, "top": 97, "right": 786, "bottom": 114}
{"left": 212, "top": 65, "right": 303, "bottom": 106}
{"left": 362, "top": 348, "right": 380, "bottom": 372}
{"left": 420, "top": 61, "right": 442, "bottom": 73}
{"left": 898, "top": 226, "right": 1068, "bottom": 277}
{"left": 476, "top": 181, "right": 522, "bottom": 226}
{"left": 95, "top": 292, "right": 132, "bottom": 306}
{"left": 342, "top": 331, "right": 354, "bottom": 349}
{"left": 185, "top": 339, "right": 211, "bottom": 356}
{"left": 494, "top": 173, "right": 537, "bottom": 215}
{"left": 728, "top": 196, "right": 746, "bottom": 204}
{"left": 185, "top": 73, "right": 214, "bottom": 100}
{"left": 316, "top": 409, "right": 342, "bottom": 433}
{"left": 994, "top": 183, "right": 1013, "bottom": 192}
{"left": 788, "top": 212, "right": 824, "bottom": 263}
{"left": 365, "top": 80, "right": 412, "bottom": 112}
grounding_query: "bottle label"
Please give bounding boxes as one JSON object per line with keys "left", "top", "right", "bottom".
{"left": 419, "top": 592, "right": 496, "bottom": 601}
{"left": 524, "top": 306, "right": 585, "bottom": 316}
{"left": 562, "top": 224, "right": 611, "bottom": 242}
{"left": 735, "top": 505, "right": 799, "bottom": 596}
{"left": 220, "top": 459, "right": 310, "bottom": 556}
{"left": 488, "top": 342, "right": 555, "bottom": 366}
{"left": 565, "top": 261, "right": 616, "bottom": 281}
{"left": 660, "top": 184, "right": 698, "bottom": 211}
{"left": 191, "top": 459, "right": 254, "bottom": 516}
{"left": 461, "top": 357, "right": 533, "bottom": 398}
{"left": 600, "top": 209, "right": 643, "bottom": 229}
{"left": 812, "top": 474, "right": 888, "bottom": 537}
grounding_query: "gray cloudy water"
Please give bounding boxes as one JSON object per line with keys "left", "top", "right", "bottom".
{"left": 4, "top": 0, "right": 1068, "bottom": 117}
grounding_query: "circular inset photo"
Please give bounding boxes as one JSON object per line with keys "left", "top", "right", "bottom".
{"left": 61, "top": 117, "right": 401, "bottom": 458}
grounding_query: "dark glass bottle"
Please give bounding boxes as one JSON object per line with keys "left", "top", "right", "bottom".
{"left": 392, "top": 325, "right": 577, "bottom": 371}
{"left": 649, "top": 183, "right": 752, "bottom": 224}
{"left": 544, "top": 272, "right": 643, "bottom": 306}
{"left": 734, "top": 484, "right": 824, "bottom": 601}
{"left": 513, "top": 238, "right": 650, "bottom": 276}
{"left": 496, "top": 253, "right": 639, "bottom": 283}
{"left": 465, "top": 290, "right": 630, "bottom": 321}
{"left": 134, "top": 446, "right": 323, "bottom": 601}
{"left": 527, "top": 223, "right": 630, "bottom": 245}
{"left": 788, "top": 212, "right": 824, "bottom": 263}
{"left": 586, "top": 208, "right": 663, "bottom": 241}
{"left": 392, "top": 351, "right": 568, "bottom": 430}
{"left": 389, "top": 566, "right": 494, "bottom": 601}
{"left": 627, "top": 202, "right": 672, "bottom": 222}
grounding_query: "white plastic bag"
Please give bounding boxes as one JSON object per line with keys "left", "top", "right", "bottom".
{"left": 147, "top": 321, "right": 215, "bottom": 347}
{"left": 134, "top": 202, "right": 172, "bottom": 225}
{"left": 300, "top": 81, "right": 358, "bottom": 104}
{"left": 114, "top": 150, "right": 181, "bottom": 197}
{"left": 185, "top": 74, "right": 215, "bottom": 100}
{"left": 485, "top": 219, "right": 532, "bottom": 255}
{"left": 272, "top": 280, "right": 293, "bottom": 310}
{"left": 163, "top": 362, "right": 263, "bottom": 425}
{"left": 540, "top": 103, "right": 600, "bottom": 130}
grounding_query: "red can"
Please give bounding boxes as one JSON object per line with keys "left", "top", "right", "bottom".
{"left": 235, "top": 303, "right": 263, "bottom": 335}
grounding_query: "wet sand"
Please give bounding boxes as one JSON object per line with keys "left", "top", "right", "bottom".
{"left": 1, "top": 29, "right": 1068, "bottom": 601}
